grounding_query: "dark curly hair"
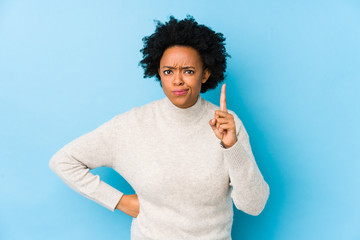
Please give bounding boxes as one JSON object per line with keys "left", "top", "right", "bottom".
{"left": 139, "top": 15, "right": 230, "bottom": 93}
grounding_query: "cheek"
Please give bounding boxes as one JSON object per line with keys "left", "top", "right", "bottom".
{"left": 160, "top": 78, "right": 171, "bottom": 91}
{"left": 192, "top": 76, "right": 204, "bottom": 89}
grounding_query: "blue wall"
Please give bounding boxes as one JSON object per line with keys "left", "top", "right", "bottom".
{"left": 1, "top": 0, "right": 359, "bottom": 239}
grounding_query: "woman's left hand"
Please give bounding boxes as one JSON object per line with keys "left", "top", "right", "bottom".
{"left": 209, "top": 84, "right": 237, "bottom": 148}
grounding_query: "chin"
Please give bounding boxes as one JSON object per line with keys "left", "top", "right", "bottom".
{"left": 168, "top": 98, "right": 183, "bottom": 107}
{"left": 173, "top": 100, "right": 186, "bottom": 108}
{"left": 165, "top": 91, "right": 195, "bottom": 108}
{"left": 177, "top": 100, "right": 194, "bottom": 108}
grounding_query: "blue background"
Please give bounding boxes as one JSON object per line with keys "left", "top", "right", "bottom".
{"left": 1, "top": 0, "right": 359, "bottom": 239}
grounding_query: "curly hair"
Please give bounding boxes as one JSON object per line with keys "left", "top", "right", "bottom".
{"left": 139, "top": 15, "right": 230, "bottom": 93}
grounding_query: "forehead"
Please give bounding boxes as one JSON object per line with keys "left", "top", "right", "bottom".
{"left": 160, "top": 45, "right": 203, "bottom": 67}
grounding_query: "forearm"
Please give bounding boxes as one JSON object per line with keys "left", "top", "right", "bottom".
{"left": 49, "top": 148, "right": 124, "bottom": 212}
{"left": 223, "top": 138, "right": 270, "bottom": 216}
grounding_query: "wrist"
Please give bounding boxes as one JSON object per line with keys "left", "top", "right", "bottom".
{"left": 221, "top": 137, "right": 238, "bottom": 149}
{"left": 116, "top": 195, "right": 125, "bottom": 211}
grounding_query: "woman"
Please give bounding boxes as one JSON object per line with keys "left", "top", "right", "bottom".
{"left": 49, "top": 15, "right": 270, "bottom": 240}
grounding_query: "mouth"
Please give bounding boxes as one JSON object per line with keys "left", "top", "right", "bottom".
{"left": 172, "top": 89, "right": 189, "bottom": 96}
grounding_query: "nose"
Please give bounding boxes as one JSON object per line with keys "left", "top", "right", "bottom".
{"left": 173, "top": 72, "right": 184, "bottom": 86}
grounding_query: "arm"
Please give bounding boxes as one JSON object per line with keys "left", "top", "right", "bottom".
{"left": 49, "top": 116, "right": 124, "bottom": 212}
{"left": 222, "top": 114, "right": 270, "bottom": 216}
{"left": 209, "top": 84, "right": 269, "bottom": 216}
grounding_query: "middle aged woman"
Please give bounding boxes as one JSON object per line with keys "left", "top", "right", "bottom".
{"left": 49, "top": 15, "right": 270, "bottom": 240}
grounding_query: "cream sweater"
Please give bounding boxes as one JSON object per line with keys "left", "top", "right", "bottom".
{"left": 49, "top": 94, "right": 270, "bottom": 240}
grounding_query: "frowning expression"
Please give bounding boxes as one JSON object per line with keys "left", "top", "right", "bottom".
{"left": 158, "top": 45, "right": 211, "bottom": 108}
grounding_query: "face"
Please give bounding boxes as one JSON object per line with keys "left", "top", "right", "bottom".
{"left": 158, "top": 45, "right": 211, "bottom": 108}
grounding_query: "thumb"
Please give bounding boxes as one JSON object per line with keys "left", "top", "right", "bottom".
{"left": 209, "top": 118, "right": 217, "bottom": 130}
{"left": 209, "top": 118, "right": 222, "bottom": 140}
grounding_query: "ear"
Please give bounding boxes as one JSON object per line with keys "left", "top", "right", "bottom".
{"left": 202, "top": 68, "right": 211, "bottom": 83}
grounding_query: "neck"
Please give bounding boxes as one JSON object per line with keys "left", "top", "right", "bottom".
{"left": 162, "top": 95, "right": 205, "bottom": 125}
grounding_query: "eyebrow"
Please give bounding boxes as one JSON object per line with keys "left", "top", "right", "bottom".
{"left": 162, "top": 66, "right": 196, "bottom": 69}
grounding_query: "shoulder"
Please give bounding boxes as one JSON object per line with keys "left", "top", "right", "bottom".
{"left": 110, "top": 98, "right": 163, "bottom": 124}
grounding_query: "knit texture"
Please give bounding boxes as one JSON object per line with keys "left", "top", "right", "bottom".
{"left": 49, "top": 95, "right": 270, "bottom": 240}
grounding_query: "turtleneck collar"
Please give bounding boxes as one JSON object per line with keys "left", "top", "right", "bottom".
{"left": 161, "top": 94, "right": 206, "bottom": 126}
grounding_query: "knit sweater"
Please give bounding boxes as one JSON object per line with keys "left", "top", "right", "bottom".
{"left": 49, "top": 94, "right": 270, "bottom": 240}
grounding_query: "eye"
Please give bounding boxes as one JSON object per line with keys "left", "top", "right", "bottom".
{"left": 185, "top": 70, "right": 195, "bottom": 74}
{"left": 163, "top": 70, "right": 172, "bottom": 75}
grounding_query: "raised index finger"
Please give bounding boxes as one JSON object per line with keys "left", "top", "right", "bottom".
{"left": 220, "top": 83, "right": 227, "bottom": 112}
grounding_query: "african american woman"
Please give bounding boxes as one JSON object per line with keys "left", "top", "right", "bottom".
{"left": 49, "top": 15, "right": 270, "bottom": 240}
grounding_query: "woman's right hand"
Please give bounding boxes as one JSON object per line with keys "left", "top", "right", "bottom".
{"left": 116, "top": 194, "right": 140, "bottom": 218}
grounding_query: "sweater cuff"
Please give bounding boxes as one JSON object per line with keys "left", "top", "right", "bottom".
{"left": 221, "top": 139, "right": 250, "bottom": 170}
{"left": 96, "top": 181, "right": 124, "bottom": 212}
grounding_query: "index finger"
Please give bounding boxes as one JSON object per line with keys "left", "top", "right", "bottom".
{"left": 220, "top": 83, "right": 227, "bottom": 112}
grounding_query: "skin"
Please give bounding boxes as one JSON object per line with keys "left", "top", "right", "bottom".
{"left": 209, "top": 83, "right": 238, "bottom": 149}
{"left": 158, "top": 45, "right": 211, "bottom": 109}
{"left": 116, "top": 194, "right": 139, "bottom": 218}
{"left": 116, "top": 46, "right": 237, "bottom": 217}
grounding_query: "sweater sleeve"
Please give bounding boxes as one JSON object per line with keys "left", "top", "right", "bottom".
{"left": 49, "top": 115, "right": 124, "bottom": 212}
{"left": 221, "top": 111, "right": 270, "bottom": 216}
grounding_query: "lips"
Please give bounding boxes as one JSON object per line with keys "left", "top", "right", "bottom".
{"left": 172, "top": 89, "right": 189, "bottom": 96}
